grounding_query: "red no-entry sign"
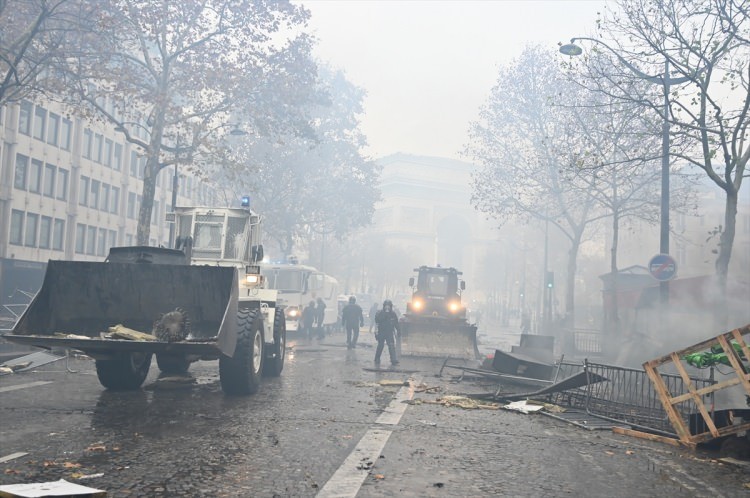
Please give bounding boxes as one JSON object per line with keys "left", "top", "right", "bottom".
{"left": 648, "top": 253, "right": 677, "bottom": 281}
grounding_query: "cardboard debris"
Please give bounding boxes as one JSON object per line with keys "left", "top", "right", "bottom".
{"left": 503, "top": 400, "right": 545, "bottom": 414}
{"left": 378, "top": 380, "right": 409, "bottom": 387}
{"left": 422, "top": 395, "right": 500, "bottom": 410}
{"left": 107, "top": 324, "right": 156, "bottom": 341}
{"left": 0, "top": 479, "right": 105, "bottom": 497}
{"left": 53, "top": 333, "right": 90, "bottom": 340}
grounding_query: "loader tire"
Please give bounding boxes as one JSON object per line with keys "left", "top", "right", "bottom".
{"left": 156, "top": 354, "right": 191, "bottom": 374}
{"left": 96, "top": 352, "right": 152, "bottom": 390}
{"left": 263, "top": 307, "right": 286, "bottom": 377}
{"left": 220, "top": 309, "right": 264, "bottom": 395}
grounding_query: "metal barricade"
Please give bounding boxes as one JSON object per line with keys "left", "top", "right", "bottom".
{"left": 544, "top": 359, "right": 715, "bottom": 437}
{"left": 583, "top": 360, "right": 714, "bottom": 436}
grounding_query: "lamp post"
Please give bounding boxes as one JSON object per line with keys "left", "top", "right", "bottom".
{"left": 559, "top": 37, "right": 690, "bottom": 307}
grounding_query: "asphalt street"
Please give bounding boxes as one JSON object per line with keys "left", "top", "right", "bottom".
{"left": 1, "top": 329, "right": 748, "bottom": 497}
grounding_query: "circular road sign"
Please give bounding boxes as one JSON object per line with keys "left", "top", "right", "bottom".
{"left": 648, "top": 253, "right": 677, "bottom": 281}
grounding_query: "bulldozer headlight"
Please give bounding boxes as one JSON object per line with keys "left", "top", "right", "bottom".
{"left": 245, "top": 274, "right": 260, "bottom": 284}
{"left": 448, "top": 301, "right": 460, "bottom": 313}
{"left": 411, "top": 298, "right": 424, "bottom": 312}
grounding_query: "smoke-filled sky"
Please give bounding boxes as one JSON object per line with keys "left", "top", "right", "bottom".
{"left": 304, "top": 0, "right": 608, "bottom": 160}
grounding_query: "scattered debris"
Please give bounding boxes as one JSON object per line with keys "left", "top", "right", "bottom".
{"left": 0, "top": 351, "right": 65, "bottom": 375}
{"left": 420, "top": 395, "right": 500, "bottom": 410}
{"left": 612, "top": 427, "right": 684, "bottom": 448}
{"left": 378, "top": 379, "right": 409, "bottom": 387}
{"left": 53, "top": 333, "right": 90, "bottom": 340}
{"left": 0, "top": 362, "right": 32, "bottom": 372}
{"left": 0, "top": 453, "right": 28, "bottom": 464}
{"left": 356, "top": 458, "right": 374, "bottom": 470}
{"left": 502, "top": 400, "right": 545, "bottom": 414}
{"left": 373, "top": 474, "right": 385, "bottom": 480}
{"left": 0, "top": 478, "right": 106, "bottom": 497}
{"left": 433, "top": 482, "right": 445, "bottom": 488}
{"left": 106, "top": 324, "right": 157, "bottom": 341}
{"left": 418, "top": 420, "right": 438, "bottom": 426}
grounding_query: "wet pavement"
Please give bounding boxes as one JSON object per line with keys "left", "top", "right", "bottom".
{"left": 1, "top": 328, "right": 749, "bottom": 497}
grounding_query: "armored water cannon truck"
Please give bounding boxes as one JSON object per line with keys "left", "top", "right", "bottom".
{"left": 6, "top": 205, "right": 285, "bottom": 395}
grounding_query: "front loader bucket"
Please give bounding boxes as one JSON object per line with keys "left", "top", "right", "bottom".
{"left": 399, "top": 316, "right": 479, "bottom": 359}
{"left": 9, "top": 260, "right": 238, "bottom": 356}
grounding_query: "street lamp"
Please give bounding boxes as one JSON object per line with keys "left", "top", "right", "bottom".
{"left": 560, "top": 37, "right": 691, "bottom": 306}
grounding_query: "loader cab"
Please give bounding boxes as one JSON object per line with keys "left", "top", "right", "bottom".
{"left": 173, "top": 206, "right": 264, "bottom": 267}
{"left": 407, "top": 266, "right": 466, "bottom": 318}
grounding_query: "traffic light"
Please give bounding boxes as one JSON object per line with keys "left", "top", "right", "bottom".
{"left": 545, "top": 271, "right": 554, "bottom": 289}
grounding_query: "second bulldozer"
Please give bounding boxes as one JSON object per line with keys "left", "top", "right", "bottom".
{"left": 399, "top": 266, "right": 479, "bottom": 359}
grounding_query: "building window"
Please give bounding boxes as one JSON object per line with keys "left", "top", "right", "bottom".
{"left": 113, "top": 143, "right": 122, "bottom": 171}
{"left": 90, "top": 180, "right": 100, "bottom": 209}
{"left": 100, "top": 184, "right": 110, "bottom": 212}
{"left": 108, "top": 230, "right": 117, "bottom": 251}
{"left": 52, "top": 219, "right": 65, "bottom": 251}
{"left": 24, "top": 213, "right": 38, "bottom": 247}
{"left": 129, "top": 150, "right": 138, "bottom": 177}
{"left": 82, "top": 129, "right": 93, "bottom": 159}
{"left": 94, "top": 133, "right": 103, "bottom": 163}
{"left": 127, "top": 192, "right": 136, "bottom": 219}
{"left": 43, "top": 163, "right": 56, "bottom": 198}
{"left": 29, "top": 159, "right": 43, "bottom": 193}
{"left": 152, "top": 200, "right": 159, "bottom": 225}
{"left": 104, "top": 139, "right": 113, "bottom": 167}
{"left": 57, "top": 168, "right": 69, "bottom": 200}
{"left": 39, "top": 216, "right": 52, "bottom": 249}
{"left": 47, "top": 112, "right": 60, "bottom": 146}
{"left": 86, "top": 226, "right": 96, "bottom": 255}
{"left": 14, "top": 154, "right": 28, "bottom": 190}
{"left": 75, "top": 223, "right": 86, "bottom": 254}
{"left": 60, "top": 118, "right": 72, "bottom": 151}
{"left": 78, "top": 176, "right": 89, "bottom": 206}
{"left": 33, "top": 106, "right": 46, "bottom": 141}
{"left": 139, "top": 157, "right": 146, "bottom": 179}
{"left": 110, "top": 186, "right": 120, "bottom": 214}
{"left": 97, "top": 229, "right": 107, "bottom": 256}
{"left": 10, "top": 210, "right": 24, "bottom": 245}
{"left": 18, "top": 101, "right": 32, "bottom": 135}
{"left": 126, "top": 234, "right": 133, "bottom": 245}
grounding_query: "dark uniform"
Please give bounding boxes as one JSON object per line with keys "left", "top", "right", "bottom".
{"left": 315, "top": 297, "right": 326, "bottom": 339}
{"left": 301, "top": 301, "right": 316, "bottom": 342}
{"left": 341, "top": 296, "right": 364, "bottom": 349}
{"left": 374, "top": 299, "right": 400, "bottom": 366}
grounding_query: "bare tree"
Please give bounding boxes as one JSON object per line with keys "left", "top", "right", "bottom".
{"left": 227, "top": 66, "right": 380, "bottom": 259}
{"left": 466, "top": 46, "right": 611, "bottom": 335}
{"left": 60, "top": 0, "right": 316, "bottom": 244}
{"left": 592, "top": 0, "right": 750, "bottom": 324}
{"left": 562, "top": 53, "right": 700, "bottom": 336}
{"left": 0, "top": 0, "right": 91, "bottom": 104}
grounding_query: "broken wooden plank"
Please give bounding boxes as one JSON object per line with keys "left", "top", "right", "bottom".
{"left": 612, "top": 427, "right": 691, "bottom": 448}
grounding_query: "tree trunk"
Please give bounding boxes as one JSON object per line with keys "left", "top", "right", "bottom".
{"left": 136, "top": 157, "right": 159, "bottom": 245}
{"left": 714, "top": 188, "right": 737, "bottom": 328}
{"left": 610, "top": 208, "right": 620, "bottom": 337}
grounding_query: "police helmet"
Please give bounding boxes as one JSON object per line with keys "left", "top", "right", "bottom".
{"left": 383, "top": 299, "right": 393, "bottom": 308}
{"left": 349, "top": 296, "right": 356, "bottom": 304}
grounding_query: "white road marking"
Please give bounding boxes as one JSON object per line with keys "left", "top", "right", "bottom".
{"left": 0, "top": 381, "right": 53, "bottom": 393}
{"left": 376, "top": 382, "right": 414, "bottom": 426}
{"left": 317, "top": 382, "right": 416, "bottom": 498}
{"left": 0, "top": 452, "right": 28, "bottom": 463}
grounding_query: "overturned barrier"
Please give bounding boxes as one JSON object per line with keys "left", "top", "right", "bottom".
{"left": 546, "top": 360, "right": 715, "bottom": 438}
{"left": 643, "top": 324, "right": 750, "bottom": 445}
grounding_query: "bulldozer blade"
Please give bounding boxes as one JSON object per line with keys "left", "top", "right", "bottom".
{"left": 9, "top": 260, "right": 238, "bottom": 356}
{"left": 399, "top": 317, "right": 479, "bottom": 359}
